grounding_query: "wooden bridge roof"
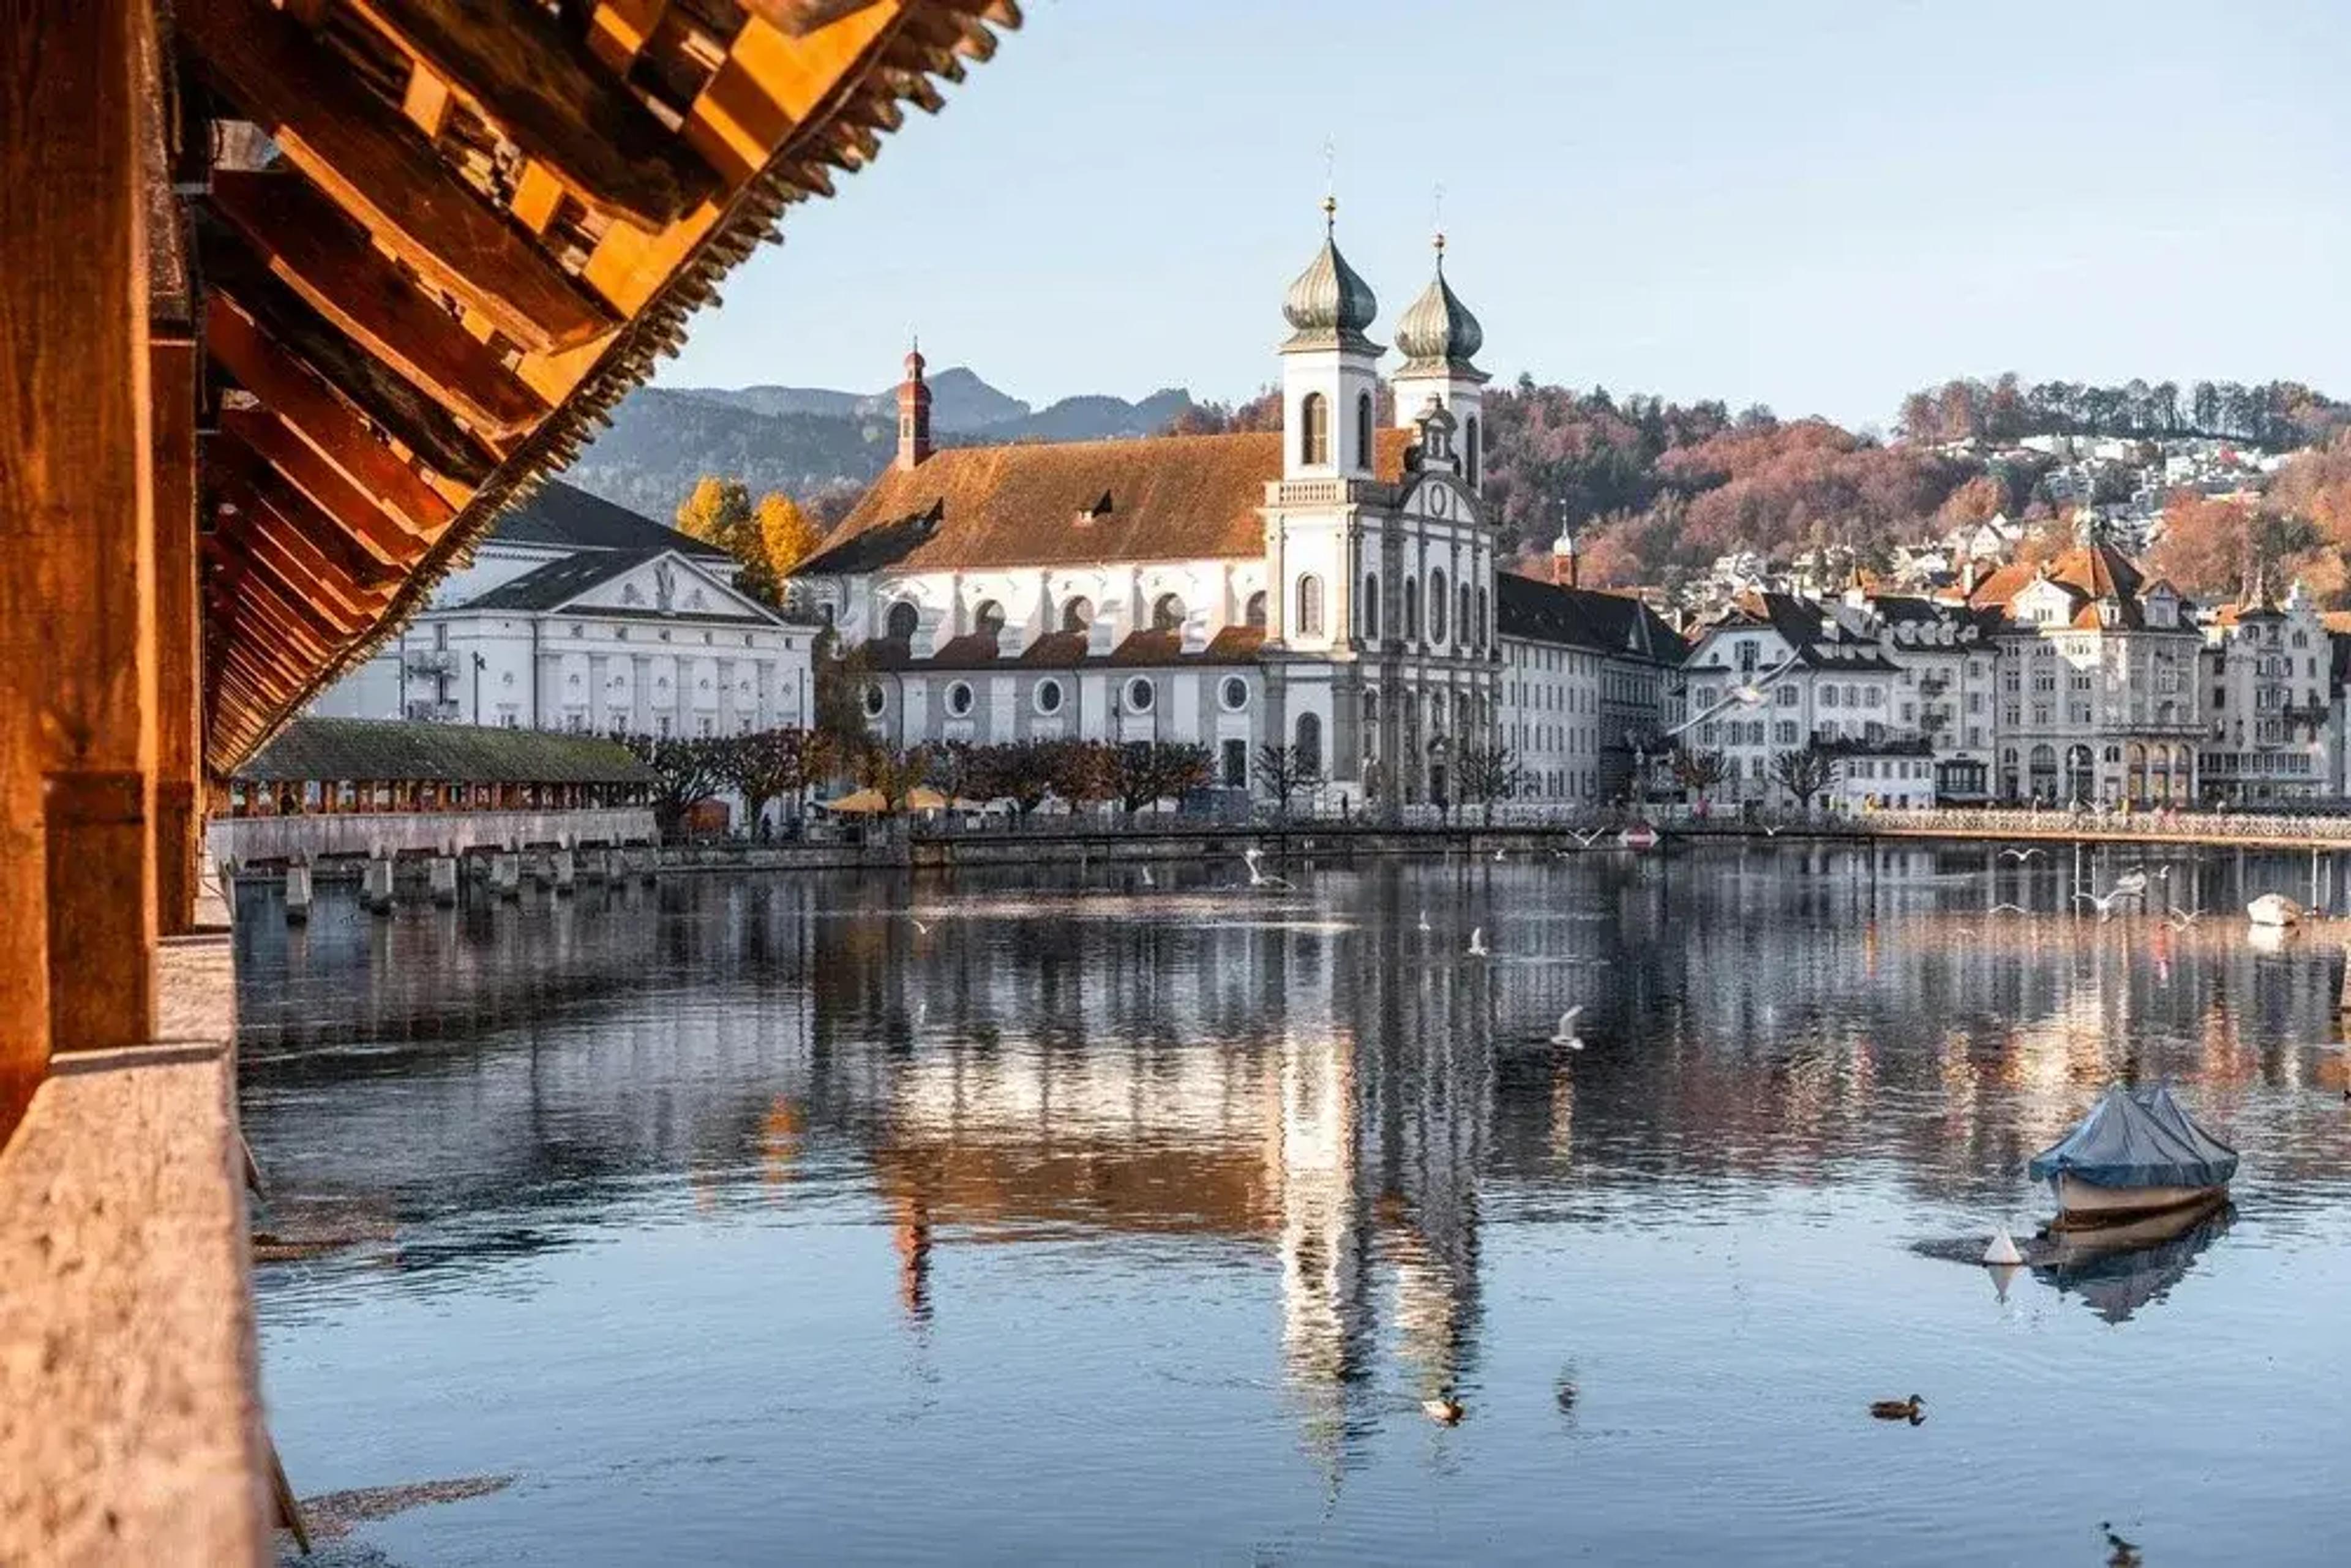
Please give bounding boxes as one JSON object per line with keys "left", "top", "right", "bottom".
{"left": 235, "top": 717, "right": 657, "bottom": 786}
{"left": 177, "top": 0, "right": 1020, "bottom": 772}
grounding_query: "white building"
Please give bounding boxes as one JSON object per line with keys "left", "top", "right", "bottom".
{"left": 795, "top": 212, "right": 1667, "bottom": 814}
{"left": 2199, "top": 579, "right": 2332, "bottom": 805}
{"left": 313, "top": 482, "right": 816, "bottom": 739}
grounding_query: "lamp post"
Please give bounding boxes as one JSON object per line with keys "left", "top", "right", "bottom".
{"left": 1430, "top": 732, "right": 1451, "bottom": 826}
{"left": 470, "top": 651, "right": 488, "bottom": 725}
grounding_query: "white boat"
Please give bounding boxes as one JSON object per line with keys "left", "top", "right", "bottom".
{"left": 1619, "top": 823, "right": 1659, "bottom": 851}
{"left": 2030, "top": 1086, "right": 2238, "bottom": 1229}
{"left": 2246, "top": 892, "right": 2303, "bottom": 928}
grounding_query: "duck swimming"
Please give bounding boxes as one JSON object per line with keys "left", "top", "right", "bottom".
{"left": 1422, "top": 1395, "right": 1464, "bottom": 1427}
{"left": 1869, "top": 1395, "right": 1924, "bottom": 1423}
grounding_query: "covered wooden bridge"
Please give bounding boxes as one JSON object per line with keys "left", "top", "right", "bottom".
{"left": 0, "top": 1, "right": 1017, "bottom": 1559}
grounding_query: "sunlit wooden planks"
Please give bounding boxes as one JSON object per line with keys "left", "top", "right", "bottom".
{"left": 208, "top": 170, "right": 549, "bottom": 439}
{"left": 178, "top": 0, "right": 615, "bottom": 353}
{"left": 352, "top": 0, "right": 718, "bottom": 231}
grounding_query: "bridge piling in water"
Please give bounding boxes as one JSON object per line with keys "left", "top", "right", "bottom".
{"left": 491, "top": 853, "right": 522, "bottom": 901}
{"left": 283, "top": 863, "right": 311, "bottom": 925}
{"left": 429, "top": 857, "right": 459, "bottom": 907}
{"left": 552, "top": 848, "right": 576, "bottom": 895}
{"left": 360, "top": 857, "right": 394, "bottom": 915}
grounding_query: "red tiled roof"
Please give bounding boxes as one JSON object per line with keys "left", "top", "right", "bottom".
{"left": 804, "top": 427, "right": 1421, "bottom": 576}
{"left": 1970, "top": 541, "right": 2145, "bottom": 610}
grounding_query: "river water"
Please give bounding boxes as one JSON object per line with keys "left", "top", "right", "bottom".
{"left": 238, "top": 842, "right": 2351, "bottom": 1566}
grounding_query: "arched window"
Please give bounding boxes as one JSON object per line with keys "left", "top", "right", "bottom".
{"left": 1355, "top": 391, "right": 1373, "bottom": 470}
{"left": 1060, "top": 596, "right": 1095, "bottom": 633}
{"left": 1243, "top": 590, "right": 1267, "bottom": 629}
{"left": 1475, "top": 586, "right": 1488, "bottom": 647}
{"left": 1429, "top": 569, "right": 1449, "bottom": 642}
{"left": 1300, "top": 392, "right": 1329, "bottom": 465}
{"left": 1465, "top": 415, "right": 1480, "bottom": 488}
{"left": 1403, "top": 577, "right": 1420, "bottom": 640}
{"left": 884, "top": 601, "right": 920, "bottom": 640}
{"left": 973, "top": 599, "right": 1006, "bottom": 637}
{"left": 1458, "top": 581, "right": 1472, "bottom": 647}
{"left": 1152, "top": 593, "right": 1187, "bottom": 632}
{"left": 1362, "top": 574, "right": 1379, "bottom": 640}
{"left": 1295, "top": 711, "right": 1323, "bottom": 776}
{"left": 1296, "top": 574, "right": 1325, "bottom": 637}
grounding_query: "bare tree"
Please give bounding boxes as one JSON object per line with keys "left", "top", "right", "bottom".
{"left": 1254, "top": 742, "right": 1323, "bottom": 820}
{"left": 1670, "top": 746, "right": 1728, "bottom": 809}
{"left": 1768, "top": 746, "right": 1834, "bottom": 814}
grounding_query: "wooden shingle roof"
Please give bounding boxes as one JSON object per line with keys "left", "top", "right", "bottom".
{"left": 234, "top": 718, "right": 656, "bottom": 785}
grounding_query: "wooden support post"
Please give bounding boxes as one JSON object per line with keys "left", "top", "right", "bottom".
{"left": 154, "top": 337, "right": 203, "bottom": 936}
{"left": 0, "top": 0, "right": 160, "bottom": 1121}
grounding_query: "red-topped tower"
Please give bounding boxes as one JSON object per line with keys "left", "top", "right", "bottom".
{"left": 896, "top": 340, "right": 932, "bottom": 470}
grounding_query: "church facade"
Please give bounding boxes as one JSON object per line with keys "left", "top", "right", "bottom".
{"left": 797, "top": 209, "right": 1677, "bottom": 811}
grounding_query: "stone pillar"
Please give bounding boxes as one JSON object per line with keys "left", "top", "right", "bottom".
{"left": 283, "top": 863, "right": 312, "bottom": 925}
{"left": 638, "top": 845, "right": 658, "bottom": 884}
{"left": 530, "top": 849, "right": 553, "bottom": 889}
{"left": 552, "top": 847, "right": 576, "bottom": 895}
{"left": 492, "top": 852, "right": 522, "bottom": 900}
{"left": 361, "top": 855, "right": 394, "bottom": 915}
{"left": 579, "top": 846, "right": 609, "bottom": 882}
{"left": 428, "top": 855, "right": 459, "bottom": 907}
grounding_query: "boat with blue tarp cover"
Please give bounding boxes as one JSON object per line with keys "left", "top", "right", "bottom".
{"left": 2027, "top": 1085, "right": 2240, "bottom": 1226}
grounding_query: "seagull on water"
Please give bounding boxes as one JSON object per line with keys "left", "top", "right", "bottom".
{"left": 1999, "top": 847, "right": 2045, "bottom": 863}
{"left": 1493, "top": 847, "right": 1508, "bottom": 863}
{"left": 1550, "top": 1005, "right": 1586, "bottom": 1050}
{"left": 1466, "top": 927, "right": 1490, "bottom": 958}
{"left": 1242, "top": 847, "right": 1293, "bottom": 890}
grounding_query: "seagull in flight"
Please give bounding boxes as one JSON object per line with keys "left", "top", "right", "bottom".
{"left": 1138, "top": 865, "right": 1154, "bottom": 888}
{"left": 1999, "top": 847, "right": 2045, "bottom": 863}
{"left": 910, "top": 917, "right": 932, "bottom": 935}
{"left": 1466, "top": 927, "right": 1490, "bottom": 958}
{"left": 1242, "top": 847, "right": 1293, "bottom": 890}
{"left": 1570, "top": 828, "right": 1607, "bottom": 849}
{"left": 1417, "top": 908, "right": 1433, "bottom": 933}
{"left": 1493, "top": 847, "right": 1508, "bottom": 863}
{"left": 2168, "top": 906, "right": 2205, "bottom": 928}
{"left": 1549, "top": 1005, "right": 1586, "bottom": 1050}
{"left": 2111, "top": 869, "right": 2150, "bottom": 898}
{"left": 1987, "top": 901, "right": 2029, "bottom": 916}
{"left": 1761, "top": 824, "right": 1782, "bottom": 837}
{"left": 2076, "top": 890, "right": 2132, "bottom": 921}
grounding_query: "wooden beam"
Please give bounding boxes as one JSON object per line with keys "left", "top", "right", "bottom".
{"left": 203, "top": 296, "right": 459, "bottom": 538}
{"left": 153, "top": 337, "right": 204, "bottom": 936}
{"left": 743, "top": 0, "right": 890, "bottom": 36}
{"left": 178, "top": 0, "right": 617, "bottom": 353}
{"left": 0, "top": 0, "right": 160, "bottom": 1105}
{"left": 354, "top": 0, "right": 718, "bottom": 232}
{"left": 201, "top": 217, "right": 503, "bottom": 486}
{"left": 209, "top": 170, "right": 550, "bottom": 438}
{"left": 218, "top": 407, "right": 432, "bottom": 569}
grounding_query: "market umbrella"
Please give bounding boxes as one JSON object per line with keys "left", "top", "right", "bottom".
{"left": 904, "top": 786, "right": 948, "bottom": 812}
{"left": 820, "top": 787, "right": 890, "bottom": 814}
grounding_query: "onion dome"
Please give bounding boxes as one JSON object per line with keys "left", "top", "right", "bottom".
{"left": 1395, "top": 234, "right": 1486, "bottom": 379}
{"left": 1281, "top": 197, "right": 1380, "bottom": 353}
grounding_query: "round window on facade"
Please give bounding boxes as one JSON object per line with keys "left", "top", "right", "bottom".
{"left": 1035, "top": 679, "right": 1064, "bottom": 715}
{"left": 1126, "top": 677, "right": 1155, "bottom": 712}
{"left": 947, "top": 681, "right": 974, "bottom": 717}
{"left": 1220, "top": 677, "right": 1249, "bottom": 712}
{"left": 861, "top": 683, "right": 886, "bottom": 718}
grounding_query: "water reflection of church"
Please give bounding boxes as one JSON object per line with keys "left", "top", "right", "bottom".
{"left": 855, "top": 903, "right": 1493, "bottom": 1466}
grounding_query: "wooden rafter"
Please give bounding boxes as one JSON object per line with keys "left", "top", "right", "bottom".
{"left": 351, "top": 0, "right": 719, "bottom": 232}
{"left": 179, "top": 0, "right": 617, "bottom": 353}
{"left": 202, "top": 298, "right": 459, "bottom": 538}
{"left": 200, "top": 217, "right": 501, "bottom": 485}
{"left": 217, "top": 407, "right": 432, "bottom": 569}
{"left": 208, "top": 170, "right": 549, "bottom": 438}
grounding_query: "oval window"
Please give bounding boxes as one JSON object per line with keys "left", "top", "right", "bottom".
{"left": 861, "top": 684, "right": 885, "bottom": 718}
{"left": 1126, "top": 677, "right": 1155, "bottom": 713}
{"left": 1220, "top": 677, "right": 1249, "bottom": 712}
{"left": 946, "top": 681, "right": 974, "bottom": 717}
{"left": 1034, "top": 679, "right": 1064, "bottom": 715}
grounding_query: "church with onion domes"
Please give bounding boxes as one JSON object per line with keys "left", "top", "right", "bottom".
{"left": 795, "top": 206, "right": 1682, "bottom": 813}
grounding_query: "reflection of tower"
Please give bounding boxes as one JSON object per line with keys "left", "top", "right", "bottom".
{"left": 1275, "top": 1025, "right": 1367, "bottom": 1465}
{"left": 893, "top": 1190, "right": 932, "bottom": 1325}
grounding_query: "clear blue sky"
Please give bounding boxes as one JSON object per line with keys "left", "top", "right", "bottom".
{"left": 659, "top": 0, "right": 2349, "bottom": 429}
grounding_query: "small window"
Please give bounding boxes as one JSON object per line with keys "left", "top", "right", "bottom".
{"left": 1362, "top": 574, "right": 1380, "bottom": 639}
{"left": 946, "top": 681, "right": 974, "bottom": 718}
{"left": 861, "top": 684, "right": 886, "bottom": 718}
{"left": 885, "top": 601, "right": 919, "bottom": 640}
{"left": 1220, "top": 676, "right": 1250, "bottom": 711}
{"left": 1152, "top": 593, "right": 1188, "bottom": 632}
{"left": 1355, "top": 391, "right": 1373, "bottom": 470}
{"left": 1428, "top": 569, "right": 1449, "bottom": 642}
{"left": 973, "top": 599, "right": 1006, "bottom": 637}
{"left": 1300, "top": 392, "right": 1329, "bottom": 465}
{"left": 1295, "top": 711, "right": 1323, "bottom": 775}
{"left": 1060, "top": 596, "right": 1095, "bottom": 634}
{"left": 1243, "top": 591, "right": 1267, "bottom": 629}
{"left": 1403, "top": 577, "right": 1420, "bottom": 640}
{"left": 1465, "top": 415, "right": 1480, "bottom": 488}
{"left": 1034, "top": 678, "right": 1065, "bottom": 715}
{"left": 1296, "top": 574, "right": 1325, "bottom": 637}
